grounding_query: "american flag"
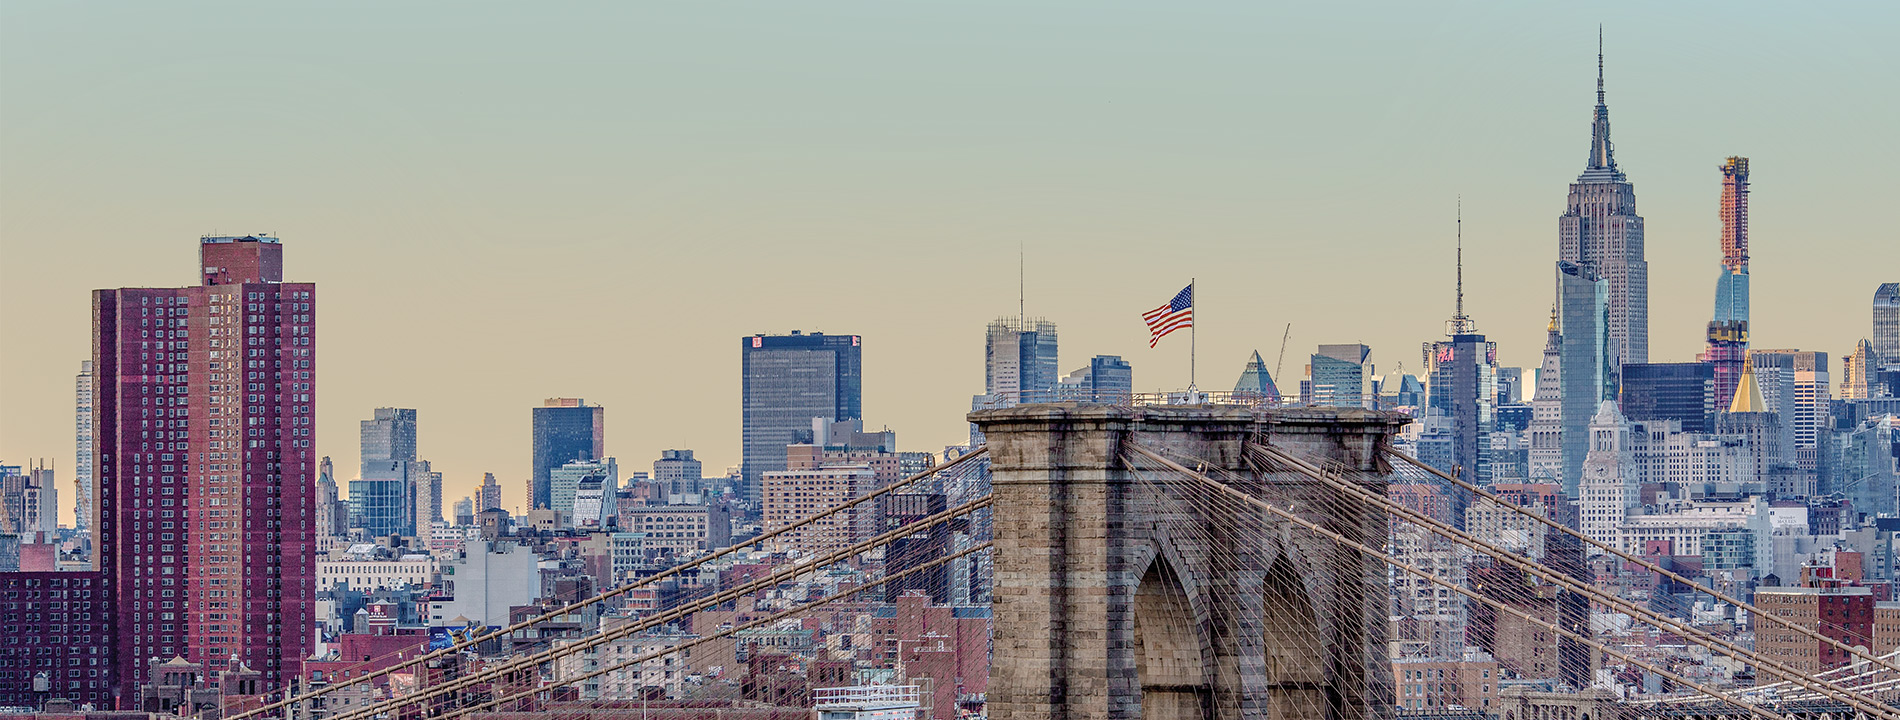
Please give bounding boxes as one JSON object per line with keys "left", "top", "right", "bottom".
{"left": 1142, "top": 284, "right": 1193, "bottom": 348}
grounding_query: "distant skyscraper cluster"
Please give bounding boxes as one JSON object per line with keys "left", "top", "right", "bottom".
{"left": 1, "top": 29, "right": 1897, "bottom": 715}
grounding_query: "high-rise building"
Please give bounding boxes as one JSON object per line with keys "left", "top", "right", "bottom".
{"left": 316, "top": 457, "right": 343, "bottom": 541}
{"left": 1424, "top": 216, "right": 1498, "bottom": 484}
{"left": 654, "top": 449, "right": 704, "bottom": 499}
{"left": 1701, "top": 157, "right": 1752, "bottom": 407}
{"left": 416, "top": 459, "right": 443, "bottom": 528}
{"left": 1056, "top": 354, "right": 1133, "bottom": 403}
{"left": 1750, "top": 349, "right": 1829, "bottom": 471}
{"left": 1307, "top": 344, "right": 1371, "bottom": 408}
{"left": 1716, "top": 359, "right": 1785, "bottom": 486}
{"left": 1837, "top": 415, "right": 1897, "bottom": 518}
{"left": 740, "top": 332, "right": 862, "bottom": 504}
{"left": 349, "top": 475, "right": 411, "bottom": 537}
{"left": 359, "top": 408, "right": 417, "bottom": 472}
{"left": 1557, "top": 38, "right": 1648, "bottom": 370}
{"left": 359, "top": 407, "right": 430, "bottom": 533}
{"left": 1875, "top": 283, "right": 1900, "bottom": 365}
{"left": 554, "top": 458, "right": 618, "bottom": 529}
{"left": 479, "top": 472, "right": 503, "bottom": 512}
{"left": 532, "top": 398, "right": 605, "bottom": 509}
{"left": 1578, "top": 401, "right": 1637, "bottom": 549}
{"left": 1232, "top": 350, "right": 1281, "bottom": 404}
{"left": 1620, "top": 363, "right": 1715, "bottom": 433}
{"left": 76, "top": 360, "right": 95, "bottom": 542}
{"left": 1842, "top": 340, "right": 1880, "bottom": 400}
{"left": 1496, "top": 367, "right": 1525, "bottom": 406}
{"left": 982, "top": 317, "right": 1059, "bottom": 403}
{"left": 0, "top": 463, "right": 53, "bottom": 538}
{"left": 1555, "top": 261, "right": 1615, "bottom": 494}
{"left": 971, "top": 318, "right": 1059, "bottom": 443}
{"left": 91, "top": 234, "right": 316, "bottom": 694}
{"left": 1528, "top": 309, "right": 1564, "bottom": 484}
{"left": 1424, "top": 332, "right": 1498, "bottom": 485}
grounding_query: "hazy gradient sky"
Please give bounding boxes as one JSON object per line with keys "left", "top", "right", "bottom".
{"left": 3, "top": 2, "right": 1896, "bottom": 525}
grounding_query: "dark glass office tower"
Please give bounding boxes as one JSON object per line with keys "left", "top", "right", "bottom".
{"left": 1556, "top": 260, "right": 1613, "bottom": 495}
{"left": 1620, "top": 362, "right": 1716, "bottom": 433}
{"left": 531, "top": 398, "right": 604, "bottom": 509}
{"left": 741, "top": 332, "right": 863, "bottom": 505}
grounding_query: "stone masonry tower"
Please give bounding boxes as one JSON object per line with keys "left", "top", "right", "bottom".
{"left": 973, "top": 403, "right": 1406, "bottom": 720}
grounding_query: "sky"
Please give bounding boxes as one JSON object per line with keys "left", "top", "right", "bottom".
{"left": 2, "top": 2, "right": 1896, "bottom": 526}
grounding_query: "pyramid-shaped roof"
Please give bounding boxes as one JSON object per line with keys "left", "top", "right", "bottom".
{"left": 1233, "top": 350, "right": 1280, "bottom": 400}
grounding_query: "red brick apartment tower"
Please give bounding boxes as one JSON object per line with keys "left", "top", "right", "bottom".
{"left": 94, "top": 235, "right": 316, "bottom": 702}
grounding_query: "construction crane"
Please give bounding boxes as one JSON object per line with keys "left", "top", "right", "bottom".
{"left": 1273, "top": 323, "right": 1292, "bottom": 384}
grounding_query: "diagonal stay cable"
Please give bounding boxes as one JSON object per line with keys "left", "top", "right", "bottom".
{"left": 1385, "top": 444, "right": 1900, "bottom": 678}
{"left": 1244, "top": 441, "right": 1897, "bottom": 719}
{"left": 1122, "top": 445, "right": 1780, "bottom": 720}
{"left": 437, "top": 542, "right": 994, "bottom": 720}
{"left": 325, "top": 494, "right": 993, "bottom": 720}
{"left": 235, "top": 445, "right": 987, "bottom": 720}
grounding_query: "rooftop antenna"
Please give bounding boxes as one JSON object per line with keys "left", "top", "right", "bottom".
{"left": 1448, "top": 196, "right": 1475, "bottom": 336}
{"left": 1597, "top": 25, "right": 1605, "bottom": 107}
{"left": 1019, "top": 242, "right": 1026, "bottom": 326}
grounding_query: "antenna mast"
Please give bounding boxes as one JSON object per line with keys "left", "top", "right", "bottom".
{"left": 1019, "top": 243, "right": 1025, "bottom": 326}
{"left": 1447, "top": 196, "right": 1475, "bottom": 336}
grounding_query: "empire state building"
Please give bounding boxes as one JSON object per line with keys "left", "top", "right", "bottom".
{"left": 1557, "top": 36, "right": 1648, "bottom": 370}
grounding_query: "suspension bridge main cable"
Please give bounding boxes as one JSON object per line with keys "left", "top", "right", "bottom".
{"left": 234, "top": 446, "right": 989, "bottom": 720}
{"left": 1384, "top": 445, "right": 1900, "bottom": 678}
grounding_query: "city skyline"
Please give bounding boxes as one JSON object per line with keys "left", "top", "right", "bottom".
{"left": 4, "top": 3, "right": 1897, "bottom": 519}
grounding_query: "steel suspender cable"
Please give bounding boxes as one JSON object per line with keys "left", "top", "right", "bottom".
{"left": 437, "top": 542, "right": 994, "bottom": 720}
{"left": 1384, "top": 445, "right": 1900, "bottom": 679}
{"left": 238, "top": 446, "right": 988, "bottom": 720}
{"left": 326, "top": 495, "right": 994, "bottom": 720}
{"left": 1120, "top": 445, "right": 1782, "bottom": 720}
{"left": 1240, "top": 442, "right": 1897, "bottom": 720}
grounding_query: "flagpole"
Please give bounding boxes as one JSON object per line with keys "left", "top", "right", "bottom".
{"left": 1189, "top": 277, "right": 1197, "bottom": 391}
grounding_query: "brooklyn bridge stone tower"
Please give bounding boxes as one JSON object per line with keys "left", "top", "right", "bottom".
{"left": 974, "top": 403, "right": 1406, "bottom": 720}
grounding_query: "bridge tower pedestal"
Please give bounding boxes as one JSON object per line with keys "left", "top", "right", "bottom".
{"left": 973, "top": 404, "right": 1406, "bottom": 720}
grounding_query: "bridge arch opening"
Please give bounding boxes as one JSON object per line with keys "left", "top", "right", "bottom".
{"left": 1134, "top": 552, "right": 1210, "bottom": 719}
{"left": 1264, "top": 553, "right": 1328, "bottom": 720}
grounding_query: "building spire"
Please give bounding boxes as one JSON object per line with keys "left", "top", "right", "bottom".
{"left": 1448, "top": 196, "right": 1475, "bottom": 335}
{"left": 1587, "top": 26, "right": 1617, "bottom": 172}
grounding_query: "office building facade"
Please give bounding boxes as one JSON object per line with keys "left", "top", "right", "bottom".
{"left": 1426, "top": 334, "right": 1498, "bottom": 485}
{"left": 982, "top": 317, "right": 1059, "bottom": 404}
{"left": 1057, "top": 354, "right": 1133, "bottom": 403}
{"left": 531, "top": 398, "right": 605, "bottom": 509}
{"left": 740, "top": 332, "right": 862, "bottom": 504}
{"left": 1555, "top": 261, "right": 1615, "bottom": 494}
{"left": 359, "top": 407, "right": 417, "bottom": 472}
{"left": 479, "top": 472, "right": 503, "bottom": 512}
{"left": 1620, "top": 362, "right": 1715, "bottom": 433}
{"left": 654, "top": 449, "right": 704, "bottom": 499}
{"left": 1308, "top": 344, "right": 1371, "bottom": 408}
{"left": 1876, "top": 283, "right": 1900, "bottom": 365}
